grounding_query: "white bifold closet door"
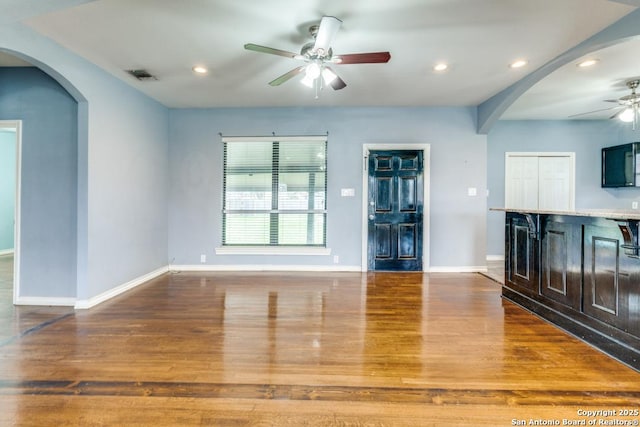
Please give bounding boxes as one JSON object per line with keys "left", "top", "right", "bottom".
{"left": 505, "top": 153, "right": 575, "bottom": 211}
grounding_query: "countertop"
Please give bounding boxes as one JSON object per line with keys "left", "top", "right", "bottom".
{"left": 490, "top": 207, "right": 640, "bottom": 221}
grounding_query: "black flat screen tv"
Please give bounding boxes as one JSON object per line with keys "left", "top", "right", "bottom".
{"left": 602, "top": 142, "right": 640, "bottom": 188}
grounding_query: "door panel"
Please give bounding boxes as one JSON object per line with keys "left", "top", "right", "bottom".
{"left": 368, "top": 150, "right": 423, "bottom": 271}
{"left": 398, "top": 223, "right": 417, "bottom": 258}
{"left": 374, "top": 223, "right": 392, "bottom": 259}
{"left": 399, "top": 176, "right": 417, "bottom": 211}
{"left": 505, "top": 213, "right": 539, "bottom": 296}
{"left": 583, "top": 220, "right": 640, "bottom": 335}
{"left": 375, "top": 177, "right": 392, "bottom": 211}
{"left": 539, "top": 216, "right": 581, "bottom": 310}
{"left": 583, "top": 224, "right": 625, "bottom": 329}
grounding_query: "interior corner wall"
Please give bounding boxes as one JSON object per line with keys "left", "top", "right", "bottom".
{"left": 486, "top": 119, "right": 640, "bottom": 257}
{"left": 168, "top": 106, "right": 487, "bottom": 270}
{"left": 2, "top": 22, "right": 170, "bottom": 303}
{"left": 0, "top": 67, "right": 78, "bottom": 298}
{"left": 0, "top": 130, "right": 16, "bottom": 251}
{"left": 84, "top": 80, "right": 169, "bottom": 300}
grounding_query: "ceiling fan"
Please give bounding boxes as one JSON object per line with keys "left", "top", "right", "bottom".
{"left": 244, "top": 16, "right": 391, "bottom": 98}
{"left": 571, "top": 79, "right": 640, "bottom": 130}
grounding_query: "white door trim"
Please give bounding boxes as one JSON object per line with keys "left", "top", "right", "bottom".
{"left": 361, "top": 144, "right": 431, "bottom": 272}
{"left": 0, "top": 120, "right": 22, "bottom": 304}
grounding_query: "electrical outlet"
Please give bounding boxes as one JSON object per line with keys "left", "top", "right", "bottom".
{"left": 200, "top": 254, "right": 206, "bottom": 263}
{"left": 333, "top": 255, "right": 339, "bottom": 264}
{"left": 633, "top": 202, "right": 638, "bottom": 210}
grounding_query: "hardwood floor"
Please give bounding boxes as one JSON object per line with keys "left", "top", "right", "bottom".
{"left": 0, "top": 255, "right": 73, "bottom": 346}
{"left": 0, "top": 270, "right": 638, "bottom": 426}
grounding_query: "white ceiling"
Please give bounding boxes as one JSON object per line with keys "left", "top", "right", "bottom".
{"left": 3, "top": 0, "right": 639, "bottom": 121}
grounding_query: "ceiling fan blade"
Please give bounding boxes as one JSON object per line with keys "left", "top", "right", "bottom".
{"left": 268, "top": 66, "right": 305, "bottom": 86}
{"left": 324, "top": 66, "right": 346, "bottom": 90}
{"left": 333, "top": 52, "right": 391, "bottom": 64}
{"left": 610, "top": 109, "right": 625, "bottom": 120}
{"left": 314, "top": 16, "right": 342, "bottom": 54}
{"left": 568, "top": 106, "right": 620, "bottom": 118}
{"left": 331, "top": 76, "right": 347, "bottom": 90}
{"left": 244, "top": 43, "right": 299, "bottom": 59}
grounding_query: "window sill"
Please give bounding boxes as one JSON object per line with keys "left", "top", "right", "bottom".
{"left": 215, "top": 246, "right": 332, "bottom": 256}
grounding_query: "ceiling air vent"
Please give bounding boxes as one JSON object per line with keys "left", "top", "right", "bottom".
{"left": 126, "top": 69, "right": 157, "bottom": 81}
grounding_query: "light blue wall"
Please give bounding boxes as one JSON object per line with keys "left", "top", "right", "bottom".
{"left": 82, "top": 70, "right": 169, "bottom": 300}
{"left": 1, "top": 22, "right": 169, "bottom": 302}
{"left": 169, "top": 107, "right": 488, "bottom": 269}
{"left": 0, "top": 129, "right": 16, "bottom": 252}
{"left": 486, "top": 119, "right": 640, "bottom": 256}
{"left": 0, "top": 67, "right": 77, "bottom": 297}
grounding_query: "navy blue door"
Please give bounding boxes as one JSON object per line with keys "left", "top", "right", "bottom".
{"left": 367, "top": 150, "right": 423, "bottom": 271}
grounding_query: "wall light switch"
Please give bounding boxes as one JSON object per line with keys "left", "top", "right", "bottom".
{"left": 341, "top": 188, "right": 355, "bottom": 197}
{"left": 467, "top": 187, "right": 477, "bottom": 197}
{"left": 200, "top": 254, "right": 206, "bottom": 263}
{"left": 633, "top": 201, "right": 638, "bottom": 210}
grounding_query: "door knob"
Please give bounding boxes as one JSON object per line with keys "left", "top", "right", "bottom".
{"left": 369, "top": 214, "right": 375, "bottom": 220}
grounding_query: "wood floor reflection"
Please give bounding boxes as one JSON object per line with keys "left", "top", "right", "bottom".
{"left": 0, "top": 271, "right": 638, "bottom": 426}
{"left": 0, "top": 255, "right": 73, "bottom": 346}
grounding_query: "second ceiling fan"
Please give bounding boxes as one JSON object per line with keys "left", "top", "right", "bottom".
{"left": 571, "top": 79, "right": 640, "bottom": 130}
{"left": 244, "top": 16, "right": 391, "bottom": 96}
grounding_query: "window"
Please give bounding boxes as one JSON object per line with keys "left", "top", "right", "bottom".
{"left": 222, "top": 136, "right": 327, "bottom": 247}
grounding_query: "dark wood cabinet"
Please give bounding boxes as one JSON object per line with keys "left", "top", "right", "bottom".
{"left": 583, "top": 219, "right": 640, "bottom": 336}
{"left": 505, "top": 213, "right": 539, "bottom": 297}
{"left": 540, "top": 216, "right": 582, "bottom": 310}
{"left": 500, "top": 210, "right": 640, "bottom": 371}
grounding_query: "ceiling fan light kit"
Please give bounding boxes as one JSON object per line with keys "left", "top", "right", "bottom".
{"left": 244, "top": 16, "right": 391, "bottom": 99}
{"left": 619, "top": 107, "right": 635, "bottom": 123}
{"left": 616, "top": 79, "right": 639, "bottom": 130}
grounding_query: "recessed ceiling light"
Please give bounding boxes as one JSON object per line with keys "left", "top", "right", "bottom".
{"left": 433, "top": 63, "right": 448, "bottom": 72}
{"left": 192, "top": 66, "right": 208, "bottom": 75}
{"left": 509, "top": 59, "right": 528, "bottom": 69}
{"left": 577, "top": 59, "right": 599, "bottom": 68}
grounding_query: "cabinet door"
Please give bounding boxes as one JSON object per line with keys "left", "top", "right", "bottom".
{"left": 540, "top": 217, "right": 581, "bottom": 309}
{"left": 505, "top": 213, "right": 539, "bottom": 296}
{"left": 583, "top": 221, "right": 638, "bottom": 334}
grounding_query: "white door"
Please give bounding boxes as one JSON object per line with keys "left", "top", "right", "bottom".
{"left": 538, "top": 156, "right": 572, "bottom": 210}
{"left": 505, "top": 156, "right": 538, "bottom": 209}
{"left": 505, "top": 153, "right": 575, "bottom": 211}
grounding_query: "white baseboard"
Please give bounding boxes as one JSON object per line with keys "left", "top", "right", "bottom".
{"left": 15, "top": 262, "right": 496, "bottom": 310}
{"left": 173, "top": 264, "right": 488, "bottom": 274}
{"left": 486, "top": 255, "right": 505, "bottom": 261}
{"left": 74, "top": 266, "right": 169, "bottom": 310}
{"left": 14, "top": 296, "right": 76, "bottom": 306}
{"left": 428, "top": 265, "right": 488, "bottom": 273}
{"left": 171, "top": 264, "right": 362, "bottom": 273}
{"left": 0, "top": 249, "right": 14, "bottom": 257}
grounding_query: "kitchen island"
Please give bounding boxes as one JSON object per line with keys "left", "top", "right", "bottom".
{"left": 494, "top": 208, "right": 640, "bottom": 371}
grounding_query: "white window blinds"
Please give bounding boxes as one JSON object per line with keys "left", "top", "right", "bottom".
{"left": 222, "top": 136, "right": 327, "bottom": 246}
